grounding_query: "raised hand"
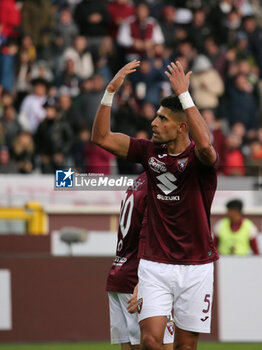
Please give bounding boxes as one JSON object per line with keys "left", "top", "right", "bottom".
{"left": 107, "top": 60, "right": 140, "bottom": 93}
{"left": 165, "top": 61, "right": 192, "bottom": 95}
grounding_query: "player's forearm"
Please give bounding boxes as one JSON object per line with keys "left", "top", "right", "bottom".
{"left": 91, "top": 92, "right": 130, "bottom": 158}
{"left": 91, "top": 104, "right": 112, "bottom": 146}
{"left": 185, "top": 106, "right": 216, "bottom": 164}
{"left": 185, "top": 106, "right": 212, "bottom": 150}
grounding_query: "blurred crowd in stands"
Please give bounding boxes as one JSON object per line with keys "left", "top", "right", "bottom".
{"left": 0, "top": 0, "right": 262, "bottom": 175}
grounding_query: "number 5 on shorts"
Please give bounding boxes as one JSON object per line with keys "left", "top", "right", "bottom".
{"left": 202, "top": 294, "right": 211, "bottom": 313}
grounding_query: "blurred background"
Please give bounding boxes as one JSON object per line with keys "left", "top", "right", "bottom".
{"left": 0, "top": 0, "right": 262, "bottom": 348}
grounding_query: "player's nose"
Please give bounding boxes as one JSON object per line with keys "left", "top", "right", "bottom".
{"left": 151, "top": 116, "right": 158, "bottom": 127}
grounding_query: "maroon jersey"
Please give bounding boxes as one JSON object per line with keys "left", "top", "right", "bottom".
{"left": 127, "top": 138, "right": 219, "bottom": 265}
{"left": 106, "top": 173, "right": 147, "bottom": 293}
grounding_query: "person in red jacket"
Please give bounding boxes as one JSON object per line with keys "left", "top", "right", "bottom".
{"left": 117, "top": 1, "right": 164, "bottom": 61}
{"left": 108, "top": 0, "right": 135, "bottom": 39}
{"left": 0, "top": 0, "right": 21, "bottom": 39}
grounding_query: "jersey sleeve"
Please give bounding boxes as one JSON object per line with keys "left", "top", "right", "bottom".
{"left": 127, "top": 137, "right": 152, "bottom": 165}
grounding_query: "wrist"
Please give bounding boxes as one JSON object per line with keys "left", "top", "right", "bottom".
{"left": 178, "top": 91, "right": 195, "bottom": 110}
{"left": 101, "top": 89, "right": 115, "bottom": 106}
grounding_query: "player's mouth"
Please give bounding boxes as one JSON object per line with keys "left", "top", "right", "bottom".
{"left": 152, "top": 129, "right": 159, "bottom": 137}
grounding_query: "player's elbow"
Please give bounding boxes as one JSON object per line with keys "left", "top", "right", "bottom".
{"left": 90, "top": 132, "right": 98, "bottom": 145}
{"left": 198, "top": 144, "right": 212, "bottom": 154}
{"left": 196, "top": 144, "right": 217, "bottom": 165}
{"left": 91, "top": 131, "right": 105, "bottom": 146}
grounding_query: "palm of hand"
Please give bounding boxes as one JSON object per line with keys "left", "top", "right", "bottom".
{"left": 107, "top": 60, "right": 140, "bottom": 93}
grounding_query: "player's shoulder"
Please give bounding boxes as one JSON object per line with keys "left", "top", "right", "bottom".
{"left": 128, "top": 172, "right": 147, "bottom": 193}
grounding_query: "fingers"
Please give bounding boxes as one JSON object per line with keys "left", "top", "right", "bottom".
{"left": 124, "top": 60, "right": 140, "bottom": 75}
{"left": 127, "top": 296, "right": 138, "bottom": 314}
{"left": 127, "top": 301, "right": 137, "bottom": 314}
{"left": 166, "top": 61, "right": 183, "bottom": 74}
{"left": 165, "top": 70, "right": 171, "bottom": 78}
{"left": 127, "top": 60, "right": 140, "bottom": 69}
{"left": 127, "top": 306, "right": 137, "bottom": 314}
{"left": 175, "top": 60, "right": 184, "bottom": 72}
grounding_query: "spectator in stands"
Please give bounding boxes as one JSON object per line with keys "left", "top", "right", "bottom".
{"left": 55, "top": 58, "right": 81, "bottom": 98}
{"left": 129, "top": 58, "right": 167, "bottom": 107}
{"left": 53, "top": 6, "right": 79, "bottom": 51}
{"left": 0, "top": 39, "right": 19, "bottom": 92}
{"left": 231, "top": 121, "right": 248, "bottom": 146}
{"left": 209, "top": 0, "right": 237, "bottom": 45}
{"left": 224, "top": 132, "right": 245, "bottom": 176}
{"left": 175, "top": 39, "right": 197, "bottom": 67}
{"left": 214, "top": 199, "right": 260, "bottom": 255}
{"left": 0, "top": 145, "right": 17, "bottom": 173}
{"left": 159, "top": 5, "right": 177, "bottom": 50}
{"left": 242, "top": 14, "right": 262, "bottom": 77}
{"left": 244, "top": 137, "right": 262, "bottom": 176}
{"left": 108, "top": 0, "right": 135, "bottom": 40}
{"left": 187, "top": 7, "right": 211, "bottom": 53}
{"left": 117, "top": 1, "right": 164, "bottom": 61}
{"left": 21, "top": 0, "right": 54, "bottom": 59}
{"left": 201, "top": 109, "right": 227, "bottom": 172}
{"left": 95, "top": 36, "right": 119, "bottom": 82}
{"left": 60, "top": 36, "right": 94, "bottom": 81}
{"left": 73, "top": 0, "right": 110, "bottom": 49}
{"left": 204, "top": 36, "right": 228, "bottom": 80}
{"left": 71, "top": 125, "right": 90, "bottom": 173}
{"left": 0, "top": 91, "right": 15, "bottom": 118}
{"left": 112, "top": 81, "right": 140, "bottom": 138}
{"left": 34, "top": 98, "right": 73, "bottom": 173}
{"left": 231, "top": 31, "right": 254, "bottom": 62}
{"left": 0, "top": 0, "right": 21, "bottom": 40}
{"left": 56, "top": 89, "right": 80, "bottom": 134}
{"left": 15, "top": 49, "right": 33, "bottom": 109}
{"left": 18, "top": 78, "right": 48, "bottom": 134}
{"left": 190, "top": 54, "right": 225, "bottom": 110}
{"left": 77, "top": 74, "right": 106, "bottom": 126}
{"left": 31, "top": 60, "right": 54, "bottom": 83}
{"left": 20, "top": 35, "right": 36, "bottom": 63}
{"left": 136, "top": 102, "right": 156, "bottom": 139}
{"left": 1, "top": 105, "right": 21, "bottom": 149}
{"left": 11, "top": 131, "right": 35, "bottom": 173}
{"left": 242, "top": 14, "right": 262, "bottom": 116}
{"left": 226, "top": 73, "right": 259, "bottom": 131}
{"left": 223, "top": 8, "right": 242, "bottom": 45}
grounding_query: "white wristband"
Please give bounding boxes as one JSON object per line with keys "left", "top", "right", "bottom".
{"left": 178, "top": 91, "right": 195, "bottom": 110}
{"left": 101, "top": 89, "right": 115, "bottom": 106}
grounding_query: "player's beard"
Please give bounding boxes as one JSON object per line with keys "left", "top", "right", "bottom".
{"left": 152, "top": 136, "right": 164, "bottom": 145}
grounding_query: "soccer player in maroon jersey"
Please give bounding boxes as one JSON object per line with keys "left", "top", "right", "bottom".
{"left": 107, "top": 172, "right": 174, "bottom": 350}
{"left": 92, "top": 60, "right": 218, "bottom": 350}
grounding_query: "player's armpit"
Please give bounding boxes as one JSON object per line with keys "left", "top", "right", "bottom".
{"left": 194, "top": 145, "right": 217, "bottom": 166}
{"left": 93, "top": 130, "right": 130, "bottom": 159}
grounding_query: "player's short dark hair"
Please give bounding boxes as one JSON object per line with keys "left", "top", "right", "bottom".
{"left": 226, "top": 199, "right": 243, "bottom": 212}
{"left": 160, "top": 95, "right": 183, "bottom": 113}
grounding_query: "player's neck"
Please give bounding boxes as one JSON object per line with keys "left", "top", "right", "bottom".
{"left": 167, "top": 136, "right": 191, "bottom": 155}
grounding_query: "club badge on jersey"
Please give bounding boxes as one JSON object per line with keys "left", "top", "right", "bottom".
{"left": 177, "top": 157, "right": 189, "bottom": 172}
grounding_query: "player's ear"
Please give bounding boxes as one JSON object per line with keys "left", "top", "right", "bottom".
{"left": 179, "top": 121, "right": 188, "bottom": 132}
